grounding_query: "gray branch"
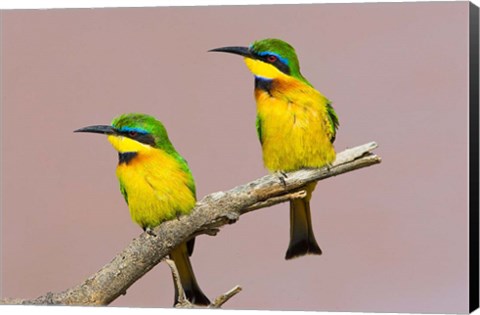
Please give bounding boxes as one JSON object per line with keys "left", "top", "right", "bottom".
{"left": 0, "top": 141, "right": 381, "bottom": 306}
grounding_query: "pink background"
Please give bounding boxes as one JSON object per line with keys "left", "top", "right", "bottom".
{"left": 1, "top": 2, "right": 471, "bottom": 313}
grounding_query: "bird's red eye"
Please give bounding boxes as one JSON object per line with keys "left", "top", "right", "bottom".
{"left": 267, "top": 55, "right": 277, "bottom": 63}
{"left": 128, "top": 131, "right": 137, "bottom": 137}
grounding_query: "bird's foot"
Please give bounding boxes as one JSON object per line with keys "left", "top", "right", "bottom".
{"left": 145, "top": 227, "right": 157, "bottom": 237}
{"left": 276, "top": 171, "right": 288, "bottom": 188}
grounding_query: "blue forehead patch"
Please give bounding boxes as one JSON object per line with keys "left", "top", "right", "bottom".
{"left": 118, "top": 126, "right": 148, "bottom": 134}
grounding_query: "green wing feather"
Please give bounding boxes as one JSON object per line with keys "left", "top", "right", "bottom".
{"left": 175, "top": 153, "right": 197, "bottom": 198}
{"left": 256, "top": 115, "right": 263, "bottom": 145}
{"left": 326, "top": 101, "right": 339, "bottom": 143}
{"left": 119, "top": 180, "right": 129, "bottom": 204}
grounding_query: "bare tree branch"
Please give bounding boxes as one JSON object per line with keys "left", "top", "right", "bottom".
{"left": 164, "top": 258, "right": 242, "bottom": 309}
{"left": 163, "top": 259, "right": 191, "bottom": 308}
{"left": 208, "top": 286, "right": 243, "bottom": 309}
{"left": 0, "top": 142, "right": 381, "bottom": 306}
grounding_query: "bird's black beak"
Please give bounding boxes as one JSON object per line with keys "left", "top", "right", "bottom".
{"left": 209, "top": 46, "right": 254, "bottom": 58}
{"left": 74, "top": 125, "right": 117, "bottom": 135}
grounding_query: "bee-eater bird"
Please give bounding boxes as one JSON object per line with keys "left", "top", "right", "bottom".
{"left": 75, "top": 113, "right": 210, "bottom": 306}
{"left": 210, "top": 38, "right": 339, "bottom": 260}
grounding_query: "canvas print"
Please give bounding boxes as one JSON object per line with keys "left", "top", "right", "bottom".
{"left": 0, "top": 1, "right": 478, "bottom": 313}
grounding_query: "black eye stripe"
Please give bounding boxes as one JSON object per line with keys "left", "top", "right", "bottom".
{"left": 121, "top": 130, "right": 156, "bottom": 146}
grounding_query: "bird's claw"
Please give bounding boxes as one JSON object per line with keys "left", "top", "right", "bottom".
{"left": 145, "top": 227, "right": 157, "bottom": 237}
{"left": 325, "top": 163, "right": 333, "bottom": 172}
{"left": 277, "top": 171, "right": 288, "bottom": 187}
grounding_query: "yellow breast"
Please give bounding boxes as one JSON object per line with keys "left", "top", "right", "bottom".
{"left": 108, "top": 136, "right": 196, "bottom": 229}
{"left": 255, "top": 77, "right": 336, "bottom": 172}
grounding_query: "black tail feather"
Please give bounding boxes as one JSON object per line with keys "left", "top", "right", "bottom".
{"left": 285, "top": 196, "right": 322, "bottom": 260}
{"left": 170, "top": 242, "right": 210, "bottom": 306}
